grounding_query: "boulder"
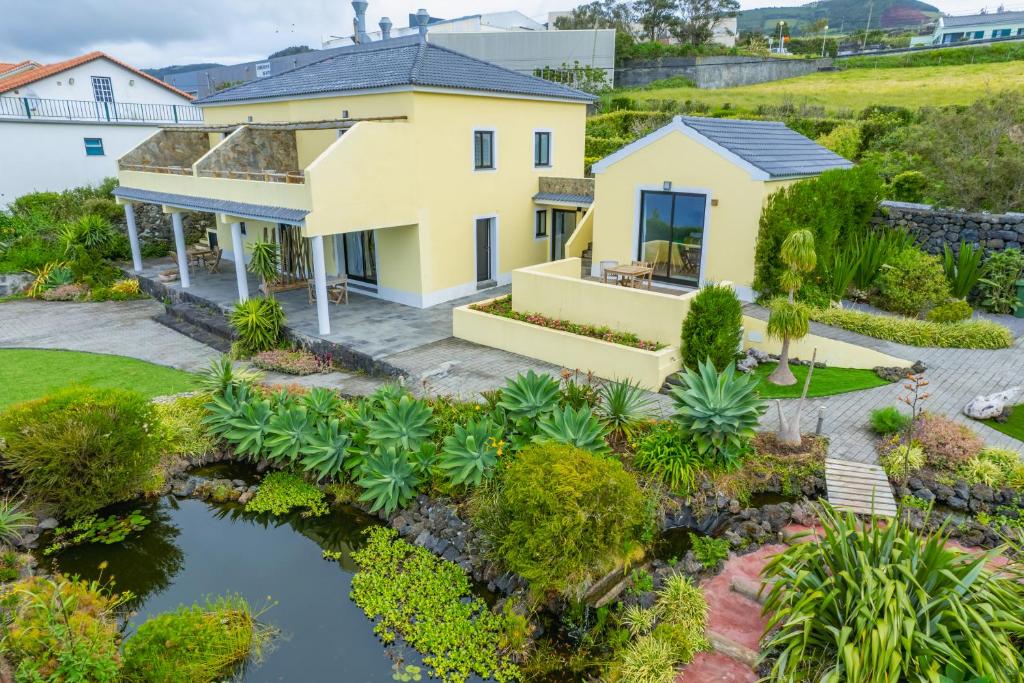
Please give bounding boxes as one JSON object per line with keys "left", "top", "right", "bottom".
{"left": 963, "top": 386, "right": 1023, "bottom": 420}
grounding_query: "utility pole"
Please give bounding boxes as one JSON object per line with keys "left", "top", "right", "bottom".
{"left": 862, "top": 0, "right": 873, "bottom": 50}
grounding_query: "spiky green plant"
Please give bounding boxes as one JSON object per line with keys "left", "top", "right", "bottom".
{"left": 497, "top": 370, "right": 561, "bottom": 420}
{"left": 61, "top": 214, "right": 113, "bottom": 253}
{"left": 229, "top": 297, "right": 284, "bottom": 355}
{"left": 823, "top": 248, "right": 861, "bottom": 303}
{"left": 302, "top": 387, "right": 342, "bottom": 420}
{"left": 300, "top": 418, "right": 352, "bottom": 481}
{"left": 264, "top": 406, "right": 315, "bottom": 463}
{"left": 356, "top": 449, "right": 421, "bottom": 515}
{"left": 367, "top": 395, "right": 434, "bottom": 452}
{"left": 222, "top": 396, "right": 273, "bottom": 460}
{"left": 617, "top": 636, "right": 676, "bottom": 683}
{"left": 200, "top": 356, "right": 263, "bottom": 395}
{"left": 668, "top": 359, "right": 764, "bottom": 466}
{"left": 370, "top": 381, "right": 410, "bottom": 406}
{"left": 247, "top": 241, "right": 280, "bottom": 295}
{"left": 620, "top": 605, "right": 658, "bottom": 638}
{"left": 596, "top": 379, "right": 656, "bottom": 440}
{"left": 0, "top": 498, "right": 34, "bottom": 546}
{"left": 269, "top": 387, "right": 298, "bottom": 411}
{"left": 203, "top": 383, "right": 254, "bottom": 436}
{"left": 760, "top": 502, "right": 1024, "bottom": 682}
{"left": 942, "top": 241, "right": 984, "bottom": 299}
{"left": 440, "top": 419, "right": 502, "bottom": 486}
{"left": 534, "top": 405, "right": 612, "bottom": 456}
{"left": 408, "top": 442, "right": 438, "bottom": 479}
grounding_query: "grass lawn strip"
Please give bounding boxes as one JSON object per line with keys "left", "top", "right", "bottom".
{"left": 753, "top": 362, "right": 889, "bottom": 399}
{"left": 984, "top": 409, "right": 1024, "bottom": 444}
{"left": 0, "top": 349, "right": 199, "bottom": 409}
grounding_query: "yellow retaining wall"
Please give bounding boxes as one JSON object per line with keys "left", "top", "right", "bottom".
{"left": 741, "top": 316, "right": 912, "bottom": 370}
{"left": 511, "top": 258, "right": 699, "bottom": 347}
{"left": 564, "top": 204, "right": 595, "bottom": 258}
{"left": 454, "top": 298, "right": 680, "bottom": 391}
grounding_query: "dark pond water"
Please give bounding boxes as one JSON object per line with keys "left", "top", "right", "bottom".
{"left": 34, "top": 465, "right": 486, "bottom": 683}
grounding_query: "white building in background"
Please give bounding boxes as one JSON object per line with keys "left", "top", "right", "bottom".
{"left": 910, "top": 9, "right": 1024, "bottom": 46}
{"left": 0, "top": 51, "right": 199, "bottom": 204}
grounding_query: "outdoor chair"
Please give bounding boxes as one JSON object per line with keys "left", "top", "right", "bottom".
{"left": 630, "top": 260, "right": 654, "bottom": 290}
{"left": 203, "top": 247, "right": 222, "bottom": 274}
{"left": 307, "top": 277, "right": 349, "bottom": 305}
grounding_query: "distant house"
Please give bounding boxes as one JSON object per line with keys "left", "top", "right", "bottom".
{"left": 912, "top": 10, "right": 1024, "bottom": 46}
{"left": 0, "top": 51, "right": 198, "bottom": 204}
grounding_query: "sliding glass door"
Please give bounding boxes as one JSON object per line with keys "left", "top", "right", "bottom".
{"left": 638, "top": 190, "right": 706, "bottom": 286}
{"left": 340, "top": 230, "right": 377, "bottom": 284}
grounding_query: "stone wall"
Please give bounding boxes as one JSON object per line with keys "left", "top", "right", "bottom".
{"left": 615, "top": 56, "right": 832, "bottom": 90}
{"left": 119, "top": 130, "right": 211, "bottom": 169}
{"left": 874, "top": 200, "right": 1024, "bottom": 255}
{"left": 196, "top": 128, "right": 298, "bottom": 175}
{"left": 113, "top": 204, "right": 213, "bottom": 248}
{"left": 538, "top": 176, "right": 594, "bottom": 197}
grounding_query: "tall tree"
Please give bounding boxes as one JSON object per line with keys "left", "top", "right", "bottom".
{"left": 633, "top": 0, "right": 677, "bottom": 41}
{"left": 671, "top": 0, "right": 739, "bottom": 45}
{"left": 554, "top": 1, "right": 637, "bottom": 37}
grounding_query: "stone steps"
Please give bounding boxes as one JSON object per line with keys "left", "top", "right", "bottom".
{"left": 154, "top": 301, "right": 234, "bottom": 354}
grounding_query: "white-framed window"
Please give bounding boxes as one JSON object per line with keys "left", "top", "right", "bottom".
{"left": 534, "top": 209, "right": 548, "bottom": 238}
{"left": 534, "top": 131, "right": 552, "bottom": 167}
{"left": 473, "top": 129, "right": 495, "bottom": 170}
{"left": 91, "top": 76, "right": 114, "bottom": 103}
{"left": 83, "top": 138, "right": 105, "bottom": 156}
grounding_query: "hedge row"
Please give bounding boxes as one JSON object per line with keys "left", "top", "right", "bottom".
{"left": 809, "top": 308, "right": 1014, "bottom": 350}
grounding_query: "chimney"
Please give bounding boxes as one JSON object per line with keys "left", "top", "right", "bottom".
{"left": 379, "top": 16, "right": 392, "bottom": 40}
{"left": 352, "top": 0, "right": 370, "bottom": 44}
{"left": 416, "top": 9, "right": 430, "bottom": 39}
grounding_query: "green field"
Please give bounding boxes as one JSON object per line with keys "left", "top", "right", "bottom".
{"left": 623, "top": 60, "right": 1024, "bottom": 113}
{"left": 0, "top": 349, "right": 199, "bottom": 409}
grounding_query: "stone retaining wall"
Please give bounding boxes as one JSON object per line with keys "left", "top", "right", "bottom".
{"left": 874, "top": 200, "right": 1024, "bottom": 255}
{"left": 614, "top": 56, "right": 832, "bottom": 89}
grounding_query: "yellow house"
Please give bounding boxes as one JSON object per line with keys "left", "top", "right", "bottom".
{"left": 587, "top": 115, "right": 852, "bottom": 301}
{"left": 113, "top": 35, "right": 594, "bottom": 334}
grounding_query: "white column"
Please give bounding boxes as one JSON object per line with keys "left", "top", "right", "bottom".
{"left": 123, "top": 203, "right": 143, "bottom": 272}
{"left": 171, "top": 211, "right": 190, "bottom": 288}
{"left": 230, "top": 222, "right": 248, "bottom": 302}
{"left": 311, "top": 234, "right": 330, "bottom": 335}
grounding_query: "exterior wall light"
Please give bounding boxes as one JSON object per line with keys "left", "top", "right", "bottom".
{"left": 663, "top": 181, "right": 672, "bottom": 191}
{"left": 68, "top": 78, "right": 75, "bottom": 85}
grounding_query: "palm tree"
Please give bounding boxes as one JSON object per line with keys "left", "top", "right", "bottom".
{"left": 248, "top": 241, "right": 279, "bottom": 298}
{"left": 767, "top": 230, "right": 816, "bottom": 386}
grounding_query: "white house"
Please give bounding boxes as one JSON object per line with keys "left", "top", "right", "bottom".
{"left": 911, "top": 10, "right": 1024, "bottom": 46}
{"left": 0, "top": 51, "right": 200, "bottom": 204}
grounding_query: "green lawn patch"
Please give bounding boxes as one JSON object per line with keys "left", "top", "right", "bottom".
{"left": 984, "top": 409, "right": 1024, "bottom": 444}
{"left": 0, "top": 349, "right": 199, "bottom": 409}
{"left": 753, "top": 362, "right": 889, "bottom": 399}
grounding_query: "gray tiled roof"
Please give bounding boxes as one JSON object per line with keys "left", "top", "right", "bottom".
{"left": 533, "top": 192, "right": 593, "bottom": 206}
{"left": 679, "top": 116, "right": 853, "bottom": 179}
{"left": 113, "top": 186, "right": 308, "bottom": 224}
{"left": 196, "top": 36, "right": 596, "bottom": 105}
{"left": 943, "top": 11, "right": 1024, "bottom": 27}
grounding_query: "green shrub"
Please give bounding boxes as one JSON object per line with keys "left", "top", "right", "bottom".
{"left": 925, "top": 298, "right": 973, "bottom": 323}
{"left": 942, "top": 242, "right": 984, "bottom": 299}
{"left": 154, "top": 394, "right": 217, "bottom": 459}
{"left": 961, "top": 448, "right": 1024, "bottom": 489}
{"left": 807, "top": 307, "right": 1013, "bottom": 349}
{"left": 471, "top": 443, "right": 651, "bottom": 594}
{"left": 632, "top": 424, "right": 702, "bottom": 494}
{"left": 689, "top": 534, "right": 729, "bottom": 570}
{"left": 0, "top": 387, "right": 161, "bottom": 517}
{"left": 122, "top": 596, "right": 260, "bottom": 683}
{"left": 868, "top": 406, "right": 911, "bottom": 435}
{"left": 596, "top": 379, "right": 656, "bottom": 440}
{"left": 0, "top": 234, "right": 64, "bottom": 273}
{"left": 350, "top": 527, "right": 521, "bottom": 682}
{"left": 761, "top": 503, "right": 1024, "bottom": 681}
{"left": 229, "top": 297, "right": 285, "bottom": 355}
{"left": 978, "top": 248, "right": 1024, "bottom": 314}
{"left": 888, "top": 170, "right": 929, "bottom": 203}
{"left": 1, "top": 574, "right": 127, "bottom": 682}
{"left": 880, "top": 442, "right": 925, "bottom": 480}
{"left": 617, "top": 635, "right": 676, "bottom": 683}
{"left": 754, "top": 165, "right": 882, "bottom": 299}
{"left": 913, "top": 413, "right": 983, "bottom": 470}
{"left": 679, "top": 283, "right": 742, "bottom": 371}
{"left": 848, "top": 227, "right": 915, "bottom": 291}
{"left": 874, "top": 247, "right": 950, "bottom": 317}
{"left": 652, "top": 574, "right": 710, "bottom": 659}
{"left": 0, "top": 497, "right": 33, "bottom": 546}
{"left": 816, "top": 122, "right": 861, "bottom": 160}
{"left": 668, "top": 360, "right": 765, "bottom": 468}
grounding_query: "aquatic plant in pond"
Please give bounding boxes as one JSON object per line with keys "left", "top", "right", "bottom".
{"left": 43, "top": 509, "right": 150, "bottom": 555}
{"left": 245, "top": 472, "right": 327, "bottom": 517}
{"left": 350, "top": 527, "right": 522, "bottom": 683}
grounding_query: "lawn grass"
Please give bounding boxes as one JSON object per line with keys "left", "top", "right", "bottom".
{"left": 984, "top": 409, "right": 1024, "bottom": 444}
{"left": 623, "top": 60, "right": 1024, "bottom": 113}
{"left": 0, "top": 349, "right": 200, "bottom": 410}
{"left": 753, "top": 362, "right": 890, "bottom": 399}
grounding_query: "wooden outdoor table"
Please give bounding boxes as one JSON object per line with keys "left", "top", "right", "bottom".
{"left": 602, "top": 264, "right": 654, "bottom": 287}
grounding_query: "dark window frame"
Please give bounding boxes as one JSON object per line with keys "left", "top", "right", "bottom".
{"left": 535, "top": 208, "right": 548, "bottom": 237}
{"left": 474, "top": 130, "right": 495, "bottom": 170}
{"left": 534, "top": 131, "right": 552, "bottom": 167}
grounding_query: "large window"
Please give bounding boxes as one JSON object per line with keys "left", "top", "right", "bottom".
{"left": 474, "top": 130, "right": 495, "bottom": 170}
{"left": 341, "top": 230, "right": 377, "bottom": 284}
{"left": 637, "top": 190, "right": 706, "bottom": 286}
{"left": 91, "top": 76, "right": 114, "bottom": 102}
{"left": 535, "top": 209, "right": 548, "bottom": 238}
{"left": 534, "top": 131, "right": 551, "bottom": 167}
{"left": 83, "top": 138, "right": 105, "bottom": 156}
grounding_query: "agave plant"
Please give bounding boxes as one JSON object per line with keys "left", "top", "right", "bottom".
{"left": 223, "top": 396, "right": 273, "bottom": 460}
{"left": 229, "top": 297, "right": 284, "bottom": 355}
{"left": 498, "top": 370, "right": 561, "bottom": 420}
{"left": 534, "top": 404, "right": 612, "bottom": 456}
{"left": 300, "top": 418, "right": 352, "bottom": 481}
{"left": 440, "top": 418, "right": 502, "bottom": 486}
{"left": 668, "top": 359, "right": 765, "bottom": 466}
{"left": 203, "top": 383, "right": 254, "bottom": 436}
{"left": 247, "top": 241, "right": 280, "bottom": 295}
{"left": 200, "top": 356, "right": 263, "bottom": 395}
{"left": 370, "top": 381, "right": 410, "bottom": 407}
{"left": 356, "top": 449, "right": 421, "bottom": 515}
{"left": 264, "top": 406, "right": 315, "bottom": 463}
{"left": 269, "top": 387, "right": 298, "bottom": 411}
{"left": 303, "top": 387, "right": 342, "bottom": 419}
{"left": 596, "top": 379, "right": 656, "bottom": 440}
{"left": 408, "top": 442, "right": 439, "bottom": 479}
{"left": 368, "top": 395, "right": 434, "bottom": 452}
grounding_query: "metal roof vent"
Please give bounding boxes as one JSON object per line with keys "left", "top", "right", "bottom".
{"left": 352, "top": 0, "right": 370, "bottom": 44}
{"left": 416, "top": 9, "right": 430, "bottom": 39}
{"left": 379, "top": 16, "right": 393, "bottom": 40}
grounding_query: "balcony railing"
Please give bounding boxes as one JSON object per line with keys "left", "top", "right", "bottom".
{"left": 0, "top": 96, "right": 203, "bottom": 124}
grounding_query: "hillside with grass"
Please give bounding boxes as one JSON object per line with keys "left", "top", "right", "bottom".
{"left": 739, "top": 0, "right": 938, "bottom": 34}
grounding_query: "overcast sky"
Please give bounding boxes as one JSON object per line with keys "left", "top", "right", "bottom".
{"left": 0, "top": 0, "right": 1001, "bottom": 69}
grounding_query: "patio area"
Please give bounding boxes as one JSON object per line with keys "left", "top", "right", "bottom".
{"left": 135, "top": 257, "right": 509, "bottom": 361}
